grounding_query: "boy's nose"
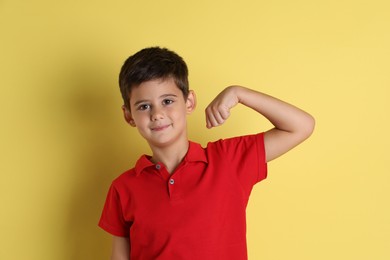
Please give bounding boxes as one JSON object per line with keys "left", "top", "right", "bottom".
{"left": 150, "top": 107, "right": 164, "bottom": 121}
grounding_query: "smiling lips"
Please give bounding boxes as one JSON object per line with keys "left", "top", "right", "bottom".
{"left": 151, "top": 124, "right": 171, "bottom": 131}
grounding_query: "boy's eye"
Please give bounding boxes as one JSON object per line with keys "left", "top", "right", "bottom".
{"left": 163, "top": 99, "right": 174, "bottom": 105}
{"left": 138, "top": 104, "right": 151, "bottom": 110}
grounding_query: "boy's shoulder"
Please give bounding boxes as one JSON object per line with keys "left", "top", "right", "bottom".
{"left": 205, "top": 132, "right": 265, "bottom": 151}
{"left": 111, "top": 155, "right": 151, "bottom": 187}
{"left": 111, "top": 167, "right": 137, "bottom": 188}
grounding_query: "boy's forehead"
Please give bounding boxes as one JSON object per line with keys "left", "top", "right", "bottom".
{"left": 129, "top": 77, "right": 183, "bottom": 102}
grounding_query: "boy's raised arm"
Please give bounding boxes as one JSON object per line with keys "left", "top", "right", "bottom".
{"left": 205, "top": 86, "right": 315, "bottom": 162}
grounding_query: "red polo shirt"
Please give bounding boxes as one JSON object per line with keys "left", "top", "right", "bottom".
{"left": 99, "top": 133, "right": 267, "bottom": 259}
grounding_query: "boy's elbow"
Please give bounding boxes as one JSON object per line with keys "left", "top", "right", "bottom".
{"left": 302, "top": 114, "right": 315, "bottom": 140}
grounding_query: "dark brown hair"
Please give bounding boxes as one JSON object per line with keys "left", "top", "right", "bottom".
{"left": 119, "top": 47, "right": 189, "bottom": 109}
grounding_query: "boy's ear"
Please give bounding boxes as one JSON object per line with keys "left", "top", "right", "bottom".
{"left": 122, "top": 105, "right": 136, "bottom": 127}
{"left": 186, "top": 90, "right": 197, "bottom": 114}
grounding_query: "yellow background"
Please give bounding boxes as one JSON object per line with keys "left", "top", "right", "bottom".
{"left": 1, "top": 0, "right": 389, "bottom": 259}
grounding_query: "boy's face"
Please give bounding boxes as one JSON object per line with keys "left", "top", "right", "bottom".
{"left": 123, "top": 77, "right": 196, "bottom": 149}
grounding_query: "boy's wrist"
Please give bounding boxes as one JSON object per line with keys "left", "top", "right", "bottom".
{"left": 226, "top": 85, "right": 248, "bottom": 105}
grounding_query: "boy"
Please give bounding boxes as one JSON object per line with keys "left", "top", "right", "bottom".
{"left": 99, "top": 47, "right": 315, "bottom": 260}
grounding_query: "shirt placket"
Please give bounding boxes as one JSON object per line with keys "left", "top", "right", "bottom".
{"left": 167, "top": 173, "right": 182, "bottom": 201}
{"left": 155, "top": 163, "right": 182, "bottom": 201}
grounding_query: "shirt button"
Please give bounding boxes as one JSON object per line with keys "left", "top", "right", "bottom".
{"left": 155, "top": 164, "right": 161, "bottom": 170}
{"left": 169, "top": 179, "right": 175, "bottom": 185}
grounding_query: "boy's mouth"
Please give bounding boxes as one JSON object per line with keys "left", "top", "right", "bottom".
{"left": 151, "top": 124, "right": 171, "bottom": 131}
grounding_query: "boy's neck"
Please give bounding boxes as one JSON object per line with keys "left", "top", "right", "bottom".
{"left": 149, "top": 138, "right": 190, "bottom": 174}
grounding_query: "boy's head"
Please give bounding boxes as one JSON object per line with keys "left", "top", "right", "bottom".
{"left": 119, "top": 47, "right": 189, "bottom": 110}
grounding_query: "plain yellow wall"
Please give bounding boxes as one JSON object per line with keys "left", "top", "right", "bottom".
{"left": 1, "top": 0, "right": 389, "bottom": 259}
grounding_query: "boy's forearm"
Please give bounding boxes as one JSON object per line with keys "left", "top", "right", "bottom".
{"left": 233, "top": 85, "right": 314, "bottom": 137}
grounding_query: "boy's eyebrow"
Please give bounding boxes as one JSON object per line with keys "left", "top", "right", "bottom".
{"left": 160, "top": 94, "right": 178, "bottom": 99}
{"left": 133, "top": 99, "right": 149, "bottom": 106}
{"left": 133, "top": 94, "right": 178, "bottom": 106}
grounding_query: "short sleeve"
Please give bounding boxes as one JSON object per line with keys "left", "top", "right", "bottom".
{"left": 212, "top": 133, "right": 267, "bottom": 196}
{"left": 98, "top": 183, "right": 131, "bottom": 237}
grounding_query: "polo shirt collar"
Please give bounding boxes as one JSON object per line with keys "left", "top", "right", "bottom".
{"left": 134, "top": 141, "right": 208, "bottom": 176}
{"left": 184, "top": 141, "right": 208, "bottom": 164}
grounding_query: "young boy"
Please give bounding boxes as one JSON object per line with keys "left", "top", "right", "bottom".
{"left": 99, "top": 47, "right": 315, "bottom": 260}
